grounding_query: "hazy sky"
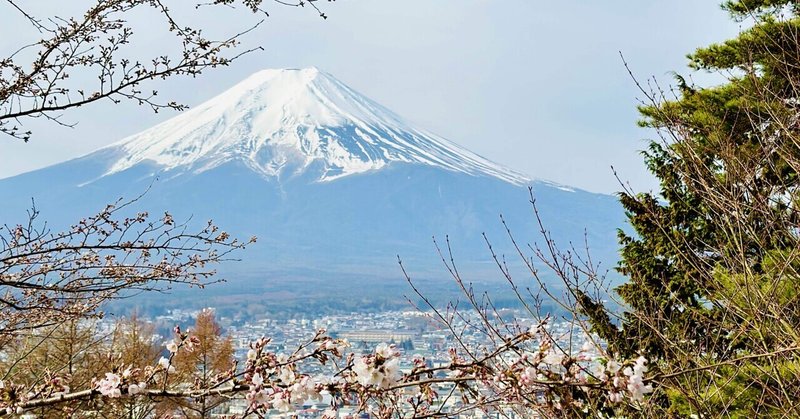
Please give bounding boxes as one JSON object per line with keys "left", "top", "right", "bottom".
{"left": 0, "top": 1, "right": 742, "bottom": 193}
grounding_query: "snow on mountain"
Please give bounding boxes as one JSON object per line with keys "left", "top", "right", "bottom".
{"left": 100, "top": 67, "right": 529, "bottom": 185}
{"left": 0, "top": 67, "right": 625, "bottom": 302}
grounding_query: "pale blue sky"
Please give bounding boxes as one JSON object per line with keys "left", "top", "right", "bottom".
{"left": 0, "top": 1, "right": 742, "bottom": 193}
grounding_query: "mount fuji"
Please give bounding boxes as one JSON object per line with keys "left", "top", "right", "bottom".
{"left": 0, "top": 68, "right": 624, "bottom": 309}
{"left": 100, "top": 67, "right": 529, "bottom": 185}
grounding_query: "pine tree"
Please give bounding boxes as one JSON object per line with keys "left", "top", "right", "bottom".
{"left": 109, "top": 314, "right": 163, "bottom": 419}
{"left": 168, "top": 309, "right": 235, "bottom": 418}
{"left": 0, "top": 320, "right": 106, "bottom": 416}
{"left": 579, "top": 1, "right": 800, "bottom": 415}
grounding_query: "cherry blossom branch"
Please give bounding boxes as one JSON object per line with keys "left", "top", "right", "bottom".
{"left": 0, "top": 0, "right": 332, "bottom": 141}
{"left": 0, "top": 195, "right": 254, "bottom": 338}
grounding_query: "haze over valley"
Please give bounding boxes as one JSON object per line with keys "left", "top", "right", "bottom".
{"left": 0, "top": 68, "right": 624, "bottom": 316}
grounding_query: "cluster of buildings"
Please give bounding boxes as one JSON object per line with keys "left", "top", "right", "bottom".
{"left": 209, "top": 309, "right": 589, "bottom": 418}
{"left": 87, "top": 308, "right": 591, "bottom": 417}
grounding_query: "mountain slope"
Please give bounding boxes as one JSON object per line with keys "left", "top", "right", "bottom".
{"left": 0, "top": 68, "right": 624, "bottom": 298}
{"left": 96, "top": 67, "right": 528, "bottom": 185}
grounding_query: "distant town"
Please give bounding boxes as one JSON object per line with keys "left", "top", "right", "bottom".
{"left": 103, "top": 307, "right": 595, "bottom": 418}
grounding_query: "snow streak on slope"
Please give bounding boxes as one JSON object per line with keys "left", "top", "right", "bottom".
{"left": 100, "top": 68, "right": 530, "bottom": 184}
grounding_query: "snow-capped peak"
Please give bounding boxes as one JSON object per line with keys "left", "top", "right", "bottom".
{"left": 100, "top": 67, "right": 530, "bottom": 184}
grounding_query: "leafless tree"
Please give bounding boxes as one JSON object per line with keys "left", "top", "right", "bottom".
{"left": 0, "top": 195, "right": 254, "bottom": 345}
{"left": 0, "top": 0, "right": 328, "bottom": 141}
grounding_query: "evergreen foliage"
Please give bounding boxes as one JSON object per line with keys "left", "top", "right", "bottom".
{"left": 579, "top": 0, "right": 800, "bottom": 415}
